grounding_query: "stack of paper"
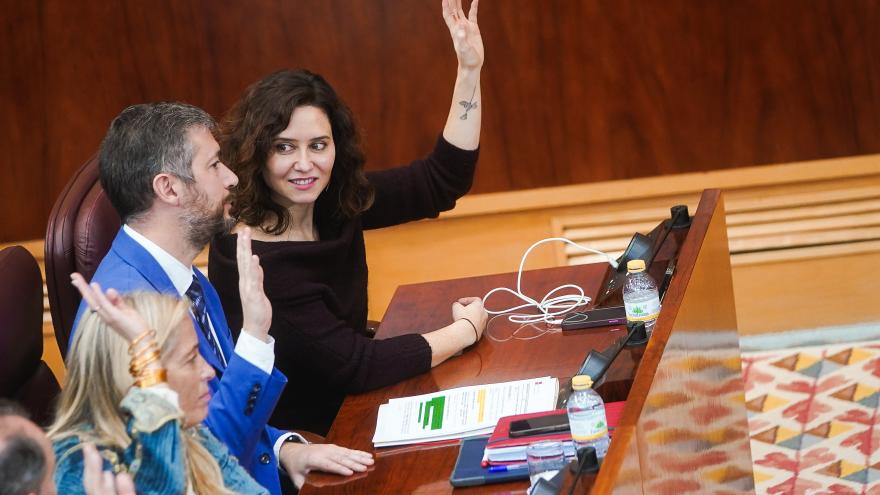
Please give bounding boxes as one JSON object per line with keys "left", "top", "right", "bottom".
{"left": 372, "top": 377, "right": 559, "bottom": 447}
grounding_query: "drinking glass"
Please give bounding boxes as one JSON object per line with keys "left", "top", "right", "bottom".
{"left": 526, "top": 440, "right": 565, "bottom": 487}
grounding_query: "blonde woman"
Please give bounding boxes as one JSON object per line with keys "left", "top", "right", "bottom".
{"left": 49, "top": 275, "right": 268, "bottom": 494}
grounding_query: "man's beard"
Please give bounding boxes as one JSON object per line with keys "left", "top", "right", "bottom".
{"left": 180, "top": 187, "right": 235, "bottom": 250}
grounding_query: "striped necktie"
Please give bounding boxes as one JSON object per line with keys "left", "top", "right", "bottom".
{"left": 185, "top": 275, "right": 226, "bottom": 367}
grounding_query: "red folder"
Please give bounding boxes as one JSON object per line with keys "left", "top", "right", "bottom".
{"left": 484, "top": 401, "right": 626, "bottom": 463}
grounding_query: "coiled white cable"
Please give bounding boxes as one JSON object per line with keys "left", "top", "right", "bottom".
{"left": 481, "top": 237, "right": 620, "bottom": 325}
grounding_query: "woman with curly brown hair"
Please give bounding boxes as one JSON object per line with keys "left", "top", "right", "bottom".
{"left": 208, "top": 0, "right": 488, "bottom": 435}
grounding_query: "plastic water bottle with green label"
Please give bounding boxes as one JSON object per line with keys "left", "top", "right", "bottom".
{"left": 566, "top": 375, "right": 610, "bottom": 458}
{"left": 622, "top": 259, "right": 660, "bottom": 336}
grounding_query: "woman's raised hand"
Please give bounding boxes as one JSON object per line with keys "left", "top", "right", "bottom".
{"left": 442, "top": 0, "right": 483, "bottom": 70}
{"left": 71, "top": 273, "right": 149, "bottom": 343}
{"left": 237, "top": 227, "right": 273, "bottom": 340}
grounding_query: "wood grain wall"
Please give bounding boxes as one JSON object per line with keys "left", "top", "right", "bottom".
{"left": 2, "top": 0, "right": 879, "bottom": 242}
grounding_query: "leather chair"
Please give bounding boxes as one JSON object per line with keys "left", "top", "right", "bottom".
{"left": 45, "top": 155, "right": 120, "bottom": 358}
{"left": 0, "top": 246, "right": 61, "bottom": 426}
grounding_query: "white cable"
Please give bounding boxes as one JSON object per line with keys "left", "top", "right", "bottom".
{"left": 484, "top": 314, "right": 557, "bottom": 342}
{"left": 481, "top": 237, "right": 620, "bottom": 326}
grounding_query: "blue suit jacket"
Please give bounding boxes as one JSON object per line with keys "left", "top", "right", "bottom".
{"left": 72, "top": 229, "right": 288, "bottom": 494}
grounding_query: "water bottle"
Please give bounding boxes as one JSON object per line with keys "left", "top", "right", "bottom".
{"left": 622, "top": 259, "right": 660, "bottom": 336}
{"left": 566, "top": 375, "right": 610, "bottom": 459}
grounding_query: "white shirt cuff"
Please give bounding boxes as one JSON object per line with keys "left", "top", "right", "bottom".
{"left": 234, "top": 330, "right": 276, "bottom": 375}
{"left": 273, "top": 432, "right": 310, "bottom": 468}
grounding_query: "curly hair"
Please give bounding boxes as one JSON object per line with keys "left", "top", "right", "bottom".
{"left": 218, "top": 69, "right": 374, "bottom": 234}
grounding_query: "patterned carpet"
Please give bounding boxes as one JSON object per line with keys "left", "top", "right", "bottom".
{"left": 743, "top": 340, "right": 880, "bottom": 495}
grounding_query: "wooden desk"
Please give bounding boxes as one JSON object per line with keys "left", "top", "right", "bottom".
{"left": 302, "top": 190, "right": 754, "bottom": 494}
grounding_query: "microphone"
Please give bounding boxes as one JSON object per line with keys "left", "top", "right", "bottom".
{"left": 559, "top": 321, "right": 648, "bottom": 408}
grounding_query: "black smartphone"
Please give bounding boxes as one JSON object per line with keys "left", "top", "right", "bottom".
{"left": 561, "top": 306, "right": 626, "bottom": 331}
{"left": 508, "top": 413, "right": 570, "bottom": 438}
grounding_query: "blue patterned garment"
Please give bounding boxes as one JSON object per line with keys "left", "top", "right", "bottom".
{"left": 52, "top": 388, "right": 267, "bottom": 495}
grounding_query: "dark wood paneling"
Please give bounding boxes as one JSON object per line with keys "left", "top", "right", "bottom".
{"left": 2, "top": 1, "right": 48, "bottom": 242}
{"left": 3, "top": 0, "right": 880, "bottom": 241}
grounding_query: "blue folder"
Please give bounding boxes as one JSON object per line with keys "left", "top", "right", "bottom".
{"left": 449, "top": 436, "right": 530, "bottom": 487}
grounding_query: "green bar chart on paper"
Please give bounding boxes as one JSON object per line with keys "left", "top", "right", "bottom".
{"left": 418, "top": 396, "right": 446, "bottom": 430}
{"left": 372, "top": 376, "right": 560, "bottom": 447}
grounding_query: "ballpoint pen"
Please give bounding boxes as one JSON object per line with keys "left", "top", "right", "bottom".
{"left": 487, "top": 463, "right": 529, "bottom": 472}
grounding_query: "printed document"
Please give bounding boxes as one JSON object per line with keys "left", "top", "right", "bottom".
{"left": 373, "top": 376, "right": 559, "bottom": 447}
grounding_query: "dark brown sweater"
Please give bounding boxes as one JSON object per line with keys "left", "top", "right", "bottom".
{"left": 208, "top": 137, "right": 479, "bottom": 435}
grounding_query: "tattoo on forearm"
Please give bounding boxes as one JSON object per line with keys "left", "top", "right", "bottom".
{"left": 458, "top": 86, "right": 479, "bottom": 120}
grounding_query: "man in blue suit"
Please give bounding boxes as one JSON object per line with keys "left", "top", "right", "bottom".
{"left": 72, "top": 103, "right": 373, "bottom": 493}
